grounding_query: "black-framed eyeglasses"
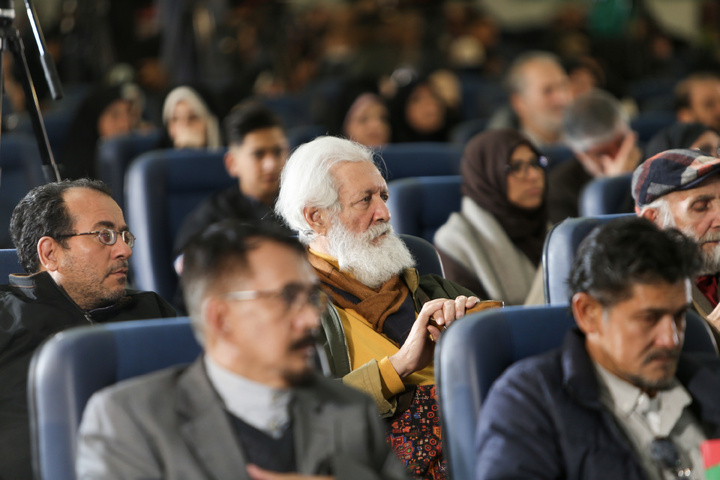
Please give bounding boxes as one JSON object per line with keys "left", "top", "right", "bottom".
{"left": 222, "top": 283, "right": 328, "bottom": 314}
{"left": 506, "top": 156, "right": 548, "bottom": 179}
{"left": 649, "top": 437, "right": 692, "bottom": 478}
{"left": 56, "top": 228, "right": 135, "bottom": 249}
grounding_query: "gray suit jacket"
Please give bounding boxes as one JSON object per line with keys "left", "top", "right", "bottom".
{"left": 76, "top": 358, "right": 408, "bottom": 480}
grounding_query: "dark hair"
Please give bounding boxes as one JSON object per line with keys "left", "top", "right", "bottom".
{"left": 10, "top": 179, "right": 113, "bottom": 273}
{"left": 568, "top": 217, "right": 701, "bottom": 307}
{"left": 180, "top": 220, "right": 303, "bottom": 322}
{"left": 224, "top": 102, "right": 284, "bottom": 146}
{"left": 673, "top": 72, "right": 720, "bottom": 113}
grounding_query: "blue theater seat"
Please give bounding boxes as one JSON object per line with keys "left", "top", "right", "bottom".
{"left": 435, "top": 304, "right": 717, "bottom": 480}
{"left": 0, "top": 248, "right": 23, "bottom": 281}
{"left": 125, "top": 149, "right": 233, "bottom": 301}
{"left": 29, "top": 317, "right": 201, "bottom": 480}
{"left": 579, "top": 173, "right": 633, "bottom": 217}
{"left": 387, "top": 176, "right": 462, "bottom": 242}
{"left": 375, "top": 143, "right": 463, "bottom": 181}
{"left": 96, "top": 129, "right": 163, "bottom": 210}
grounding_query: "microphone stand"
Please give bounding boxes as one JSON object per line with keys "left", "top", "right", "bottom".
{"left": 0, "top": 0, "right": 63, "bottom": 182}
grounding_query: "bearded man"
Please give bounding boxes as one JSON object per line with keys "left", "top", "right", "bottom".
{"left": 275, "top": 136, "right": 501, "bottom": 480}
{"left": 633, "top": 148, "right": 720, "bottom": 346}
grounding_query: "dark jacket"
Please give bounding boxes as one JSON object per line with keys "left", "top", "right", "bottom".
{"left": 475, "top": 329, "right": 720, "bottom": 480}
{"left": 0, "top": 271, "right": 176, "bottom": 480}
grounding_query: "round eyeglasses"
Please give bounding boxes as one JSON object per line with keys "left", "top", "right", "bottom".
{"left": 222, "top": 283, "right": 328, "bottom": 314}
{"left": 506, "top": 156, "right": 548, "bottom": 179}
{"left": 56, "top": 228, "right": 135, "bottom": 249}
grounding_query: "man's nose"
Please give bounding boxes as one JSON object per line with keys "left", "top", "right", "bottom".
{"left": 656, "top": 316, "right": 681, "bottom": 349}
{"left": 373, "top": 197, "right": 390, "bottom": 223}
{"left": 112, "top": 237, "right": 133, "bottom": 259}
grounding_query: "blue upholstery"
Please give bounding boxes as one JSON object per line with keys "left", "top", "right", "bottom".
{"left": 15, "top": 107, "right": 78, "bottom": 159}
{"left": 0, "top": 249, "right": 23, "bottom": 281}
{"left": 125, "top": 149, "right": 234, "bottom": 301}
{"left": 29, "top": 317, "right": 200, "bottom": 480}
{"left": 398, "top": 233, "right": 444, "bottom": 277}
{"left": 435, "top": 303, "right": 717, "bottom": 480}
{"left": 387, "top": 176, "right": 462, "bottom": 242}
{"left": 96, "top": 130, "right": 163, "bottom": 210}
{"left": 579, "top": 173, "right": 633, "bottom": 217}
{"left": 543, "top": 214, "right": 633, "bottom": 305}
{"left": 631, "top": 111, "right": 676, "bottom": 144}
{"left": 285, "top": 124, "right": 328, "bottom": 150}
{"left": 0, "top": 134, "right": 46, "bottom": 248}
{"left": 449, "top": 118, "right": 486, "bottom": 146}
{"left": 375, "top": 143, "right": 463, "bottom": 181}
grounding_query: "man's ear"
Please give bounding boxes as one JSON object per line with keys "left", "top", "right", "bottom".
{"left": 303, "top": 206, "right": 328, "bottom": 237}
{"left": 637, "top": 207, "right": 658, "bottom": 223}
{"left": 224, "top": 150, "right": 239, "bottom": 178}
{"left": 510, "top": 92, "right": 525, "bottom": 118}
{"left": 37, "top": 236, "right": 60, "bottom": 272}
{"left": 676, "top": 109, "right": 694, "bottom": 124}
{"left": 203, "top": 296, "right": 231, "bottom": 342}
{"left": 572, "top": 292, "right": 603, "bottom": 336}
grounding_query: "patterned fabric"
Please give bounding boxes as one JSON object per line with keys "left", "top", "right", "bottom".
{"left": 387, "top": 385, "right": 447, "bottom": 480}
{"left": 696, "top": 275, "right": 719, "bottom": 308}
{"left": 631, "top": 149, "right": 720, "bottom": 207}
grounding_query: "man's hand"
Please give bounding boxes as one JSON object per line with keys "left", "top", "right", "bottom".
{"left": 246, "top": 464, "right": 333, "bottom": 480}
{"left": 707, "top": 303, "right": 720, "bottom": 331}
{"left": 388, "top": 296, "right": 480, "bottom": 379}
{"left": 598, "top": 130, "right": 641, "bottom": 177}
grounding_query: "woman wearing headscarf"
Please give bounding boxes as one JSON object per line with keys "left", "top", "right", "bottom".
{"left": 644, "top": 122, "right": 720, "bottom": 158}
{"left": 434, "top": 129, "right": 548, "bottom": 305}
{"left": 59, "top": 84, "right": 137, "bottom": 180}
{"left": 389, "top": 77, "right": 454, "bottom": 143}
{"left": 161, "top": 86, "right": 221, "bottom": 149}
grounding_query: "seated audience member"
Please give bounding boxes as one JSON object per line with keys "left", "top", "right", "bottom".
{"left": 161, "top": 85, "right": 222, "bottom": 149}
{"left": 548, "top": 89, "right": 641, "bottom": 223}
{"left": 633, "top": 149, "right": 720, "bottom": 346}
{"left": 674, "top": 72, "right": 720, "bottom": 132}
{"left": 77, "top": 220, "right": 409, "bottom": 480}
{"left": 0, "top": 179, "right": 176, "bottom": 479}
{"left": 59, "top": 84, "right": 139, "bottom": 179}
{"left": 389, "top": 77, "right": 453, "bottom": 143}
{"left": 475, "top": 216, "right": 720, "bottom": 480}
{"left": 275, "top": 136, "right": 502, "bottom": 480}
{"left": 434, "top": 129, "right": 547, "bottom": 305}
{"left": 328, "top": 79, "right": 391, "bottom": 148}
{"left": 173, "top": 102, "right": 289, "bottom": 258}
{"left": 486, "top": 51, "right": 571, "bottom": 149}
{"left": 645, "top": 122, "right": 720, "bottom": 158}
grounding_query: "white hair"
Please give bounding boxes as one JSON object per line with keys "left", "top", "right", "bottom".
{"left": 275, "top": 136, "right": 380, "bottom": 244}
{"left": 162, "top": 86, "right": 222, "bottom": 148}
{"left": 562, "top": 89, "right": 629, "bottom": 153}
{"left": 642, "top": 196, "right": 676, "bottom": 229}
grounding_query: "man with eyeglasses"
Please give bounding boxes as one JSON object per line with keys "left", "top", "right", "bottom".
{"left": 548, "top": 88, "right": 641, "bottom": 224}
{"left": 634, "top": 149, "right": 720, "bottom": 348}
{"left": 0, "top": 178, "right": 176, "bottom": 479}
{"left": 77, "top": 220, "right": 409, "bottom": 480}
{"left": 475, "top": 217, "right": 720, "bottom": 480}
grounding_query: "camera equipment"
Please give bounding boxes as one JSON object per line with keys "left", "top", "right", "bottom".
{"left": 0, "top": 0, "right": 63, "bottom": 182}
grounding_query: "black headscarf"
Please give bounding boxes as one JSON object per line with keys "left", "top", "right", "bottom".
{"left": 461, "top": 129, "right": 548, "bottom": 265}
{"left": 645, "top": 122, "right": 714, "bottom": 159}
{"left": 389, "top": 77, "right": 452, "bottom": 143}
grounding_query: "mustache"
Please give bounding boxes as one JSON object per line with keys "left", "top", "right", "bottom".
{"left": 105, "top": 260, "right": 129, "bottom": 276}
{"left": 642, "top": 349, "right": 681, "bottom": 365}
{"left": 290, "top": 331, "right": 320, "bottom": 351}
{"left": 699, "top": 231, "right": 720, "bottom": 244}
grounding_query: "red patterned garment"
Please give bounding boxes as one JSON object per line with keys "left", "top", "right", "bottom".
{"left": 386, "top": 384, "right": 447, "bottom": 480}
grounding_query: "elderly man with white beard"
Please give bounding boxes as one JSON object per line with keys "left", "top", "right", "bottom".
{"left": 275, "top": 136, "right": 501, "bottom": 480}
{"left": 633, "top": 149, "right": 720, "bottom": 346}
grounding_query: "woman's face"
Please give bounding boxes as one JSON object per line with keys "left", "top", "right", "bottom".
{"left": 506, "top": 144, "right": 545, "bottom": 210}
{"left": 345, "top": 99, "right": 391, "bottom": 148}
{"left": 97, "top": 99, "right": 133, "bottom": 139}
{"left": 405, "top": 84, "right": 445, "bottom": 134}
{"left": 690, "top": 130, "right": 720, "bottom": 157}
{"left": 168, "top": 100, "right": 208, "bottom": 148}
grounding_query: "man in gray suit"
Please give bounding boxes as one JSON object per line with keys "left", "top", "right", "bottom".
{"left": 76, "top": 220, "right": 408, "bottom": 480}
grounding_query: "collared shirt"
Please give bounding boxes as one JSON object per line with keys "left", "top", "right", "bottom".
{"left": 594, "top": 362, "right": 706, "bottom": 480}
{"left": 204, "top": 356, "right": 292, "bottom": 439}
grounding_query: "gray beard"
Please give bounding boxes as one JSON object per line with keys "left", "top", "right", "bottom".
{"left": 659, "top": 216, "right": 720, "bottom": 275}
{"left": 326, "top": 221, "right": 416, "bottom": 288}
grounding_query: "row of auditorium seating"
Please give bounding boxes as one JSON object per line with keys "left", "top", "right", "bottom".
{"left": 22, "top": 213, "right": 719, "bottom": 480}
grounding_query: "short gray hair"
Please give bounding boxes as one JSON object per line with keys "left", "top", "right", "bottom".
{"left": 275, "top": 136, "right": 379, "bottom": 244}
{"left": 506, "top": 50, "right": 563, "bottom": 96}
{"left": 640, "top": 196, "right": 675, "bottom": 229}
{"left": 563, "top": 89, "right": 628, "bottom": 152}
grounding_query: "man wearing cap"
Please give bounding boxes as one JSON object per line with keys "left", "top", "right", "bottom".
{"left": 633, "top": 149, "right": 720, "bottom": 344}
